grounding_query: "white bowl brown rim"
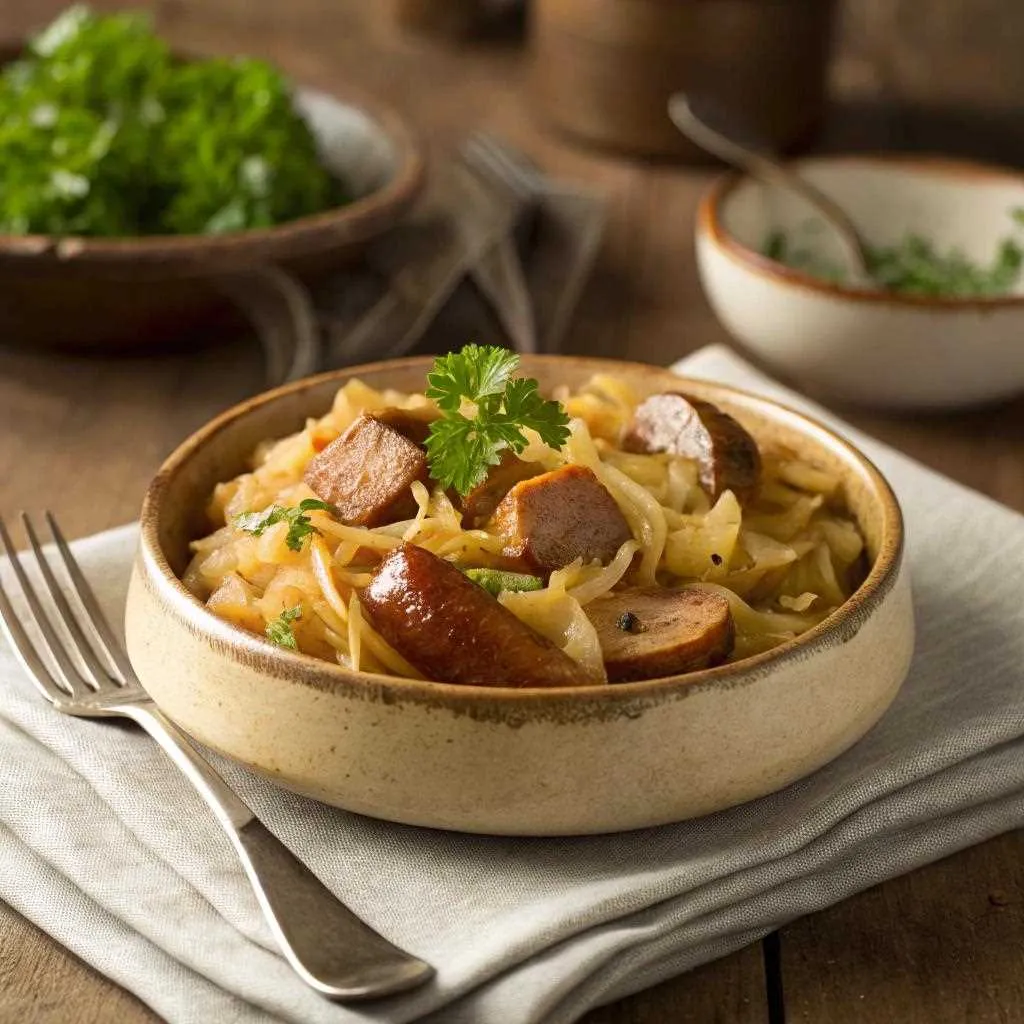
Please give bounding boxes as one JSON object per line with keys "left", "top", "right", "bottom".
{"left": 699, "top": 153, "right": 1024, "bottom": 312}
{"left": 136, "top": 353, "right": 905, "bottom": 718}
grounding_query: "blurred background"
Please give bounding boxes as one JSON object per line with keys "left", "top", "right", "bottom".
{"left": 3, "top": 0, "right": 1021, "bottom": 150}
{"left": 1, "top": 0, "right": 1022, "bottom": 535}
{"left": 2, "top": 0, "right": 1023, "bottom": 362}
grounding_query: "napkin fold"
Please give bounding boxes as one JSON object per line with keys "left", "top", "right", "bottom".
{"left": 3, "top": 346, "right": 1023, "bottom": 1024}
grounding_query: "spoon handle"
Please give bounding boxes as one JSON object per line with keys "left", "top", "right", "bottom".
{"left": 668, "top": 95, "right": 874, "bottom": 286}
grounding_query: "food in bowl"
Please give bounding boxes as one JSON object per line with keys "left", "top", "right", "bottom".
{"left": 696, "top": 155, "right": 1024, "bottom": 409}
{"left": 183, "top": 345, "right": 868, "bottom": 687}
{"left": 128, "top": 355, "right": 911, "bottom": 833}
{"left": 0, "top": 6, "right": 345, "bottom": 236}
{"left": 762, "top": 208, "right": 1024, "bottom": 297}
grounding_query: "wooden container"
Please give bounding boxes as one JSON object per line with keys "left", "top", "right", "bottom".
{"left": 393, "top": 0, "right": 486, "bottom": 39}
{"left": 531, "top": 0, "right": 839, "bottom": 160}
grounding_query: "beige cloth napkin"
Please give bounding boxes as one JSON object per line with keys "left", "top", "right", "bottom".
{"left": 2, "top": 345, "right": 1023, "bottom": 1024}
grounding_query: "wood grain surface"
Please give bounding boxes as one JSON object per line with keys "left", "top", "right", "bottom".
{"left": 0, "top": 1, "right": 1022, "bottom": 1022}
{"left": 782, "top": 832, "right": 1024, "bottom": 1024}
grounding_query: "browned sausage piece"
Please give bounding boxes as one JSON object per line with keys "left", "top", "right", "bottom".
{"left": 361, "top": 543, "right": 593, "bottom": 688}
{"left": 303, "top": 410, "right": 434, "bottom": 527}
{"left": 372, "top": 408, "right": 436, "bottom": 444}
{"left": 622, "top": 393, "right": 761, "bottom": 503}
{"left": 586, "top": 586, "right": 734, "bottom": 682}
{"left": 490, "top": 465, "right": 633, "bottom": 573}
{"left": 458, "top": 452, "right": 545, "bottom": 528}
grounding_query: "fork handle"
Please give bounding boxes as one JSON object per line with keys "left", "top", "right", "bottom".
{"left": 118, "top": 699, "right": 434, "bottom": 1000}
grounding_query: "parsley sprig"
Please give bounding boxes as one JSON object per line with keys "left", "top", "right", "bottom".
{"left": 235, "top": 498, "right": 336, "bottom": 552}
{"left": 424, "top": 345, "right": 571, "bottom": 495}
{"left": 265, "top": 606, "right": 301, "bottom": 649}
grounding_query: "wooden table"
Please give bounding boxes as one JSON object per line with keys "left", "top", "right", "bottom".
{"left": 1, "top": 3, "right": 1023, "bottom": 1021}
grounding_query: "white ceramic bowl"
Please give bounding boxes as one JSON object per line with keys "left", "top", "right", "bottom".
{"left": 696, "top": 156, "right": 1024, "bottom": 410}
{"left": 125, "top": 356, "right": 914, "bottom": 836}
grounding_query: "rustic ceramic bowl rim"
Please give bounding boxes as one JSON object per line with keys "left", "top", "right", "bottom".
{"left": 699, "top": 153, "right": 1024, "bottom": 310}
{"left": 0, "top": 81, "right": 424, "bottom": 261}
{"left": 138, "top": 354, "right": 905, "bottom": 707}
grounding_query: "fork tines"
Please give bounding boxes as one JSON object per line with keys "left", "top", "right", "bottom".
{"left": 460, "top": 132, "right": 541, "bottom": 202}
{"left": 0, "top": 512, "right": 134, "bottom": 706}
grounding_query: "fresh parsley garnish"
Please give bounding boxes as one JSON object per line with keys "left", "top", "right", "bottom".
{"left": 265, "top": 605, "right": 301, "bottom": 649}
{"left": 424, "top": 345, "right": 571, "bottom": 495}
{"left": 464, "top": 568, "right": 543, "bottom": 598}
{"left": 763, "top": 209, "right": 1024, "bottom": 297}
{"left": 0, "top": 6, "right": 344, "bottom": 238}
{"left": 867, "top": 234, "right": 1023, "bottom": 297}
{"left": 235, "top": 498, "right": 336, "bottom": 552}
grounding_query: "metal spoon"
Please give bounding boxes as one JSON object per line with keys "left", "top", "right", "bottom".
{"left": 668, "top": 93, "right": 874, "bottom": 286}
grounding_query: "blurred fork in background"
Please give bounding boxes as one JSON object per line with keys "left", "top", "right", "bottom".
{"left": 459, "top": 133, "right": 607, "bottom": 355}
{"left": 460, "top": 132, "right": 540, "bottom": 354}
{"left": 260, "top": 135, "right": 606, "bottom": 374}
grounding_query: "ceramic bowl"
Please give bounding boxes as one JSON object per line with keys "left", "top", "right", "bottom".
{"left": 0, "top": 79, "right": 424, "bottom": 351}
{"left": 125, "top": 356, "right": 914, "bottom": 836}
{"left": 696, "top": 156, "right": 1024, "bottom": 410}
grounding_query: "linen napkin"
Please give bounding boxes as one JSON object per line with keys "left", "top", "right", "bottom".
{"left": 3, "top": 345, "right": 1023, "bottom": 1024}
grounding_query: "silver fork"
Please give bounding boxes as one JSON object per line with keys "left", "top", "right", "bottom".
{"left": 462, "top": 132, "right": 544, "bottom": 213}
{"left": 0, "top": 512, "right": 433, "bottom": 1002}
{"left": 460, "top": 132, "right": 540, "bottom": 354}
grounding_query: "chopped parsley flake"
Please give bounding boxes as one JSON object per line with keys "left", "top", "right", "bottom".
{"left": 235, "top": 498, "right": 337, "bottom": 552}
{"left": 265, "top": 606, "right": 301, "bottom": 649}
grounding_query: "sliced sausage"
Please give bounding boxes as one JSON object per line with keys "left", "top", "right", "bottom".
{"left": 490, "top": 465, "right": 633, "bottom": 573}
{"left": 303, "top": 410, "right": 433, "bottom": 527}
{"left": 372, "top": 408, "right": 435, "bottom": 444}
{"left": 459, "top": 452, "right": 545, "bottom": 528}
{"left": 622, "top": 393, "right": 761, "bottom": 503}
{"left": 586, "top": 586, "right": 734, "bottom": 682}
{"left": 361, "top": 543, "right": 592, "bottom": 688}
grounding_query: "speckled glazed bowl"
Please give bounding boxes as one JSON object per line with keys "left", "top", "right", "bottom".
{"left": 125, "top": 356, "right": 914, "bottom": 835}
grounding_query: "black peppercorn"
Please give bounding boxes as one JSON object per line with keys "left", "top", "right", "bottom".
{"left": 616, "top": 611, "right": 642, "bottom": 632}
{"left": 610, "top": 606, "right": 643, "bottom": 630}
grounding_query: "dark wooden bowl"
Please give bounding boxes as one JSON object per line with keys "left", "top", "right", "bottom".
{"left": 0, "top": 84, "right": 425, "bottom": 351}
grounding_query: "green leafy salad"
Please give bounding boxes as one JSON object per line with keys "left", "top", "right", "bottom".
{"left": 763, "top": 209, "right": 1024, "bottom": 298}
{"left": 0, "top": 5, "right": 345, "bottom": 237}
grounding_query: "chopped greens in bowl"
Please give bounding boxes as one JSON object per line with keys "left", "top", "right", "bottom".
{"left": 762, "top": 210, "right": 1024, "bottom": 298}
{"left": 0, "top": 5, "right": 347, "bottom": 237}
